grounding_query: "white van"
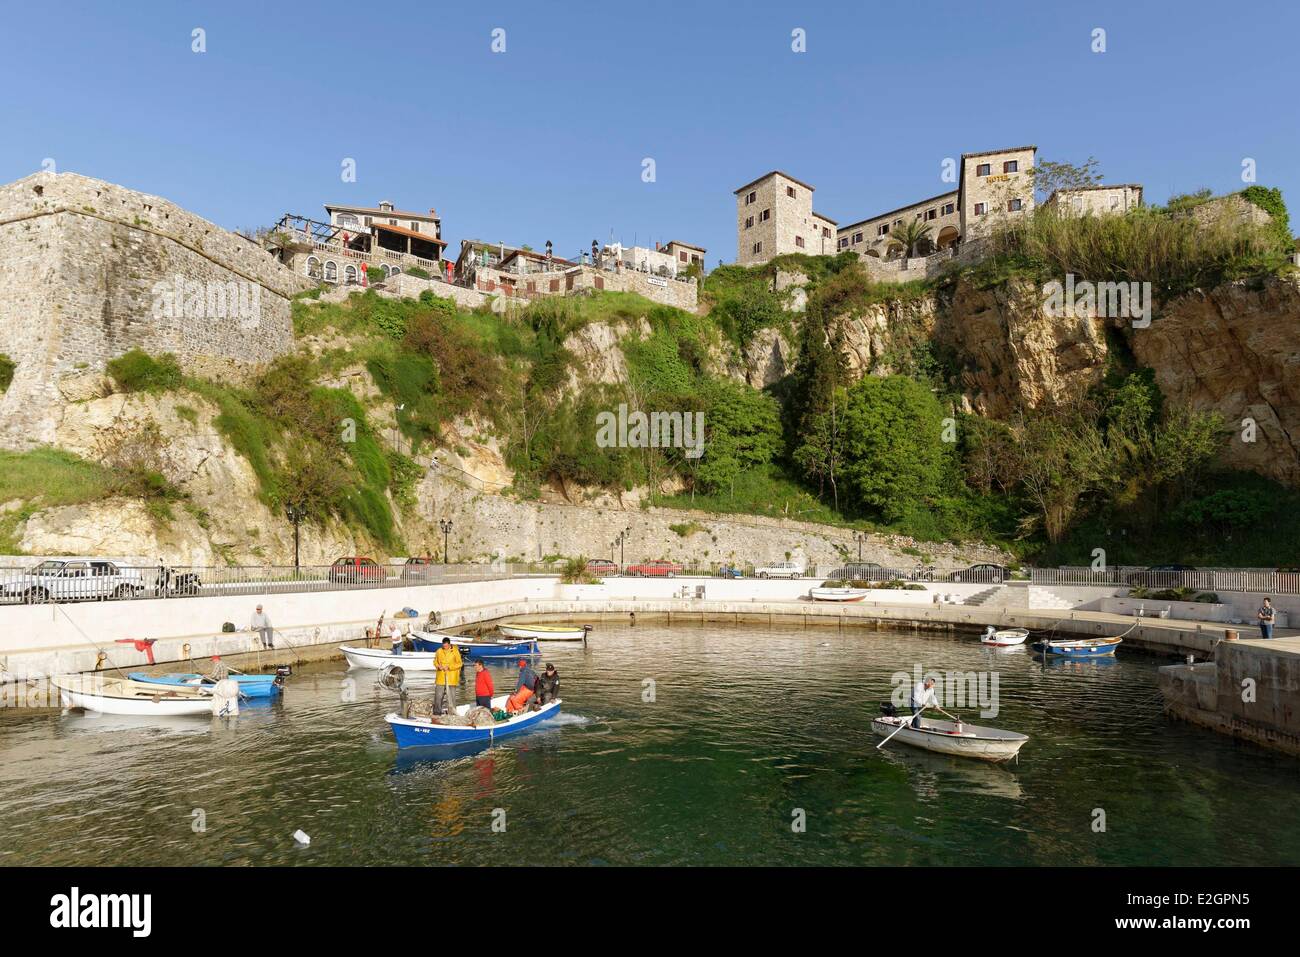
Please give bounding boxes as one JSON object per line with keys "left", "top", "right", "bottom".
{"left": 754, "top": 561, "right": 805, "bottom": 579}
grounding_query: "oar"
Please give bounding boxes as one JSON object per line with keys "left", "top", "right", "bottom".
{"left": 877, "top": 710, "right": 924, "bottom": 749}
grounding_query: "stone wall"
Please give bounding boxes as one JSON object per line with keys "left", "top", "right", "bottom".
{"left": 0, "top": 171, "right": 309, "bottom": 448}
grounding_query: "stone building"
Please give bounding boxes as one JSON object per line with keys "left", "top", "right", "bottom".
{"left": 0, "top": 171, "right": 309, "bottom": 449}
{"left": 1043, "top": 184, "right": 1143, "bottom": 217}
{"left": 738, "top": 147, "right": 1037, "bottom": 267}
{"left": 734, "top": 171, "right": 838, "bottom": 265}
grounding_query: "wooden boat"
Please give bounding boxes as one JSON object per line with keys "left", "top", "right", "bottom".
{"left": 1032, "top": 636, "right": 1122, "bottom": 658}
{"left": 809, "top": 587, "right": 869, "bottom": 602}
{"left": 386, "top": 693, "right": 561, "bottom": 748}
{"left": 499, "top": 623, "right": 588, "bottom": 642}
{"left": 411, "top": 631, "right": 539, "bottom": 659}
{"left": 871, "top": 713, "right": 1028, "bottom": 763}
{"left": 53, "top": 674, "right": 216, "bottom": 716}
{"left": 341, "top": 644, "right": 447, "bottom": 671}
{"left": 980, "top": 627, "right": 1029, "bottom": 647}
{"left": 127, "top": 671, "right": 283, "bottom": 698}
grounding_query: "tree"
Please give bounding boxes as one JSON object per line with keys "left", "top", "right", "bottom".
{"left": 1031, "top": 157, "right": 1104, "bottom": 203}
{"left": 696, "top": 380, "right": 782, "bottom": 497}
{"left": 1009, "top": 401, "right": 1109, "bottom": 543}
{"left": 838, "top": 375, "right": 955, "bottom": 523}
{"left": 891, "top": 218, "right": 934, "bottom": 258}
{"left": 793, "top": 386, "right": 847, "bottom": 511}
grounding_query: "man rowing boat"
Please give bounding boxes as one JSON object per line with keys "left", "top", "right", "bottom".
{"left": 910, "top": 677, "right": 938, "bottom": 729}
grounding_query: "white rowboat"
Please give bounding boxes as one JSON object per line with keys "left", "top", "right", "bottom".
{"left": 499, "top": 623, "right": 587, "bottom": 642}
{"left": 341, "top": 644, "right": 445, "bottom": 671}
{"left": 809, "top": 587, "right": 869, "bottom": 602}
{"left": 981, "top": 627, "right": 1029, "bottom": 647}
{"left": 53, "top": 674, "right": 216, "bottom": 716}
{"left": 871, "top": 715, "right": 1029, "bottom": 763}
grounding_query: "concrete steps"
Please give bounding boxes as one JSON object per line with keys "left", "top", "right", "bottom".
{"left": 1028, "top": 586, "right": 1074, "bottom": 610}
{"left": 962, "top": 586, "right": 1005, "bottom": 607}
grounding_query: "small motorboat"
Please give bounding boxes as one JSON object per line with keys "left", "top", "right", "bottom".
{"left": 411, "top": 631, "right": 539, "bottom": 659}
{"left": 872, "top": 708, "right": 1028, "bottom": 763}
{"left": 386, "top": 693, "right": 561, "bottom": 748}
{"left": 499, "top": 622, "right": 588, "bottom": 642}
{"left": 341, "top": 644, "right": 447, "bottom": 671}
{"left": 980, "top": 626, "right": 1029, "bottom": 647}
{"left": 53, "top": 674, "right": 218, "bottom": 717}
{"left": 127, "top": 671, "right": 285, "bottom": 698}
{"left": 1032, "top": 636, "right": 1123, "bottom": 658}
{"left": 809, "top": 587, "right": 870, "bottom": 602}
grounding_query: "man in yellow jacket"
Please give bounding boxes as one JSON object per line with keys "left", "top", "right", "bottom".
{"left": 432, "top": 636, "right": 463, "bottom": 716}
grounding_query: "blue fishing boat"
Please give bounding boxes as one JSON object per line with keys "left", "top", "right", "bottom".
{"left": 386, "top": 694, "right": 560, "bottom": 748}
{"left": 410, "top": 631, "right": 538, "bottom": 659}
{"left": 1031, "top": 636, "right": 1122, "bottom": 658}
{"left": 127, "top": 671, "right": 284, "bottom": 698}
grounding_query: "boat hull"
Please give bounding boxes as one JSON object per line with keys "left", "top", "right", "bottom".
{"left": 871, "top": 716, "right": 1028, "bottom": 763}
{"left": 1032, "top": 637, "right": 1122, "bottom": 657}
{"left": 386, "top": 694, "right": 561, "bottom": 748}
{"left": 410, "top": 631, "right": 538, "bottom": 659}
{"left": 809, "top": 588, "right": 869, "bottom": 602}
{"left": 341, "top": 645, "right": 445, "bottom": 671}
{"left": 53, "top": 675, "right": 215, "bottom": 716}
{"left": 981, "top": 628, "right": 1029, "bottom": 647}
{"left": 127, "top": 672, "right": 282, "bottom": 698}
{"left": 499, "top": 624, "right": 586, "bottom": 642}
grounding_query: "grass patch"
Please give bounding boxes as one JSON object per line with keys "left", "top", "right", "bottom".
{"left": 106, "top": 350, "right": 182, "bottom": 393}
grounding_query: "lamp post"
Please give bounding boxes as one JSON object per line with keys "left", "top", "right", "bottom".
{"left": 613, "top": 526, "right": 630, "bottom": 568}
{"left": 285, "top": 503, "right": 307, "bottom": 573}
{"left": 854, "top": 531, "right": 867, "bottom": 562}
{"left": 439, "top": 519, "right": 453, "bottom": 565}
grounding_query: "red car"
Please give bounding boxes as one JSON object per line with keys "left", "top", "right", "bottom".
{"left": 624, "top": 560, "right": 682, "bottom": 578}
{"left": 585, "top": 559, "right": 620, "bottom": 576}
{"left": 328, "top": 556, "right": 387, "bottom": 583}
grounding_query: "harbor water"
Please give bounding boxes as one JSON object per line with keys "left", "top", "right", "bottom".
{"left": 1, "top": 624, "right": 1297, "bottom": 866}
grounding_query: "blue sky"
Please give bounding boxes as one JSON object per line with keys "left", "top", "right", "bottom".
{"left": 2, "top": 1, "right": 1296, "bottom": 265}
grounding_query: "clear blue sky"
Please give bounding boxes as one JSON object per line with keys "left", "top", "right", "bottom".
{"left": 3, "top": 1, "right": 1296, "bottom": 265}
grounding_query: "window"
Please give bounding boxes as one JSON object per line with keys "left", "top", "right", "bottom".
{"left": 389, "top": 218, "right": 397, "bottom": 226}
{"left": 976, "top": 163, "right": 991, "bottom": 176}
{"left": 974, "top": 203, "right": 987, "bottom": 216}
{"left": 838, "top": 238, "right": 848, "bottom": 249}
{"left": 926, "top": 209, "right": 937, "bottom": 220}
{"left": 1003, "top": 160, "right": 1018, "bottom": 174}
{"left": 752, "top": 242, "right": 763, "bottom": 255}
{"left": 344, "top": 264, "right": 358, "bottom": 283}
{"left": 745, "top": 216, "right": 754, "bottom": 229}
{"left": 679, "top": 251, "right": 688, "bottom": 262}
{"left": 795, "top": 236, "right": 805, "bottom": 248}
{"left": 942, "top": 202, "right": 955, "bottom": 215}
{"left": 822, "top": 227, "right": 831, "bottom": 238}
{"left": 306, "top": 256, "right": 321, "bottom": 279}
{"left": 338, "top": 213, "right": 357, "bottom": 226}
{"left": 1007, "top": 198, "right": 1023, "bottom": 212}
{"left": 877, "top": 224, "right": 889, "bottom": 236}
{"left": 852, "top": 231, "right": 863, "bottom": 243}
{"left": 746, "top": 190, "right": 756, "bottom": 205}
{"left": 893, "top": 219, "right": 902, "bottom": 227}
{"left": 759, "top": 208, "right": 771, "bottom": 222}
{"left": 324, "top": 261, "right": 338, "bottom": 282}
{"left": 549, "top": 279, "right": 560, "bottom": 292}
{"left": 786, "top": 186, "right": 796, "bottom": 198}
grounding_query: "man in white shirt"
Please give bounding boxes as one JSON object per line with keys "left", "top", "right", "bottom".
{"left": 249, "top": 605, "right": 273, "bottom": 649}
{"left": 910, "top": 676, "right": 938, "bottom": 728}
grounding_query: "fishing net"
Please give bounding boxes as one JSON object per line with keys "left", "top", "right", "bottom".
{"left": 402, "top": 697, "right": 437, "bottom": 720}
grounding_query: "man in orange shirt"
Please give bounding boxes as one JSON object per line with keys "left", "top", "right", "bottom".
{"left": 473, "top": 659, "right": 494, "bottom": 708}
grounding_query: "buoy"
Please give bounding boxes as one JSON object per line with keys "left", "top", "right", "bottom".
{"left": 210, "top": 678, "right": 240, "bottom": 716}
{"left": 293, "top": 830, "right": 311, "bottom": 846}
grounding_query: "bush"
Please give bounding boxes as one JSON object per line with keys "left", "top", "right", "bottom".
{"left": 0, "top": 353, "right": 13, "bottom": 394}
{"left": 106, "top": 350, "right": 182, "bottom": 393}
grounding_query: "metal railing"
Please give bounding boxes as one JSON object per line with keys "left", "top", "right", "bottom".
{"left": 1030, "top": 566, "right": 1300, "bottom": 595}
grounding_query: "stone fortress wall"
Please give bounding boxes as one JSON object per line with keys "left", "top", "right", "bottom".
{"left": 0, "top": 171, "right": 312, "bottom": 449}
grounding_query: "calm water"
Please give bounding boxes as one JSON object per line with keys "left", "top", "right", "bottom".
{"left": 1, "top": 624, "right": 1298, "bottom": 866}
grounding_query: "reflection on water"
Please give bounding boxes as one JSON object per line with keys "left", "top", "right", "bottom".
{"left": 0, "top": 623, "right": 1297, "bottom": 866}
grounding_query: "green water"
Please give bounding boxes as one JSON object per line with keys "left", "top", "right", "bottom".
{"left": 1, "top": 624, "right": 1297, "bottom": 866}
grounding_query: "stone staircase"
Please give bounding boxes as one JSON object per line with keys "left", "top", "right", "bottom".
{"left": 962, "top": 585, "right": 1006, "bottom": 607}
{"left": 1028, "top": 586, "right": 1075, "bottom": 610}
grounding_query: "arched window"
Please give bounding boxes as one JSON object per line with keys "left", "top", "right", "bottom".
{"left": 390, "top": 265, "right": 401, "bottom": 275}
{"left": 306, "top": 256, "right": 321, "bottom": 279}
{"left": 378, "top": 264, "right": 390, "bottom": 278}
{"left": 344, "top": 264, "right": 358, "bottom": 284}
{"left": 324, "top": 261, "right": 337, "bottom": 283}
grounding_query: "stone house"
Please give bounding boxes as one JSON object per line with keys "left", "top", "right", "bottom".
{"left": 734, "top": 171, "right": 838, "bottom": 265}
{"left": 1043, "top": 184, "right": 1144, "bottom": 216}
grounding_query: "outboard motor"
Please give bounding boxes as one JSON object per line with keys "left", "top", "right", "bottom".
{"left": 273, "top": 664, "right": 292, "bottom": 687}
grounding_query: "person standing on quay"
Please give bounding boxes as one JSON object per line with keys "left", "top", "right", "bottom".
{"left": 1257, "top": 598, "right": 1277, "bottom": 639}
{"left": 249, "top": 604, "right": 273, "bottom": 649}
{"left": 433, "top": 637, "right": 463, "bottom": 715}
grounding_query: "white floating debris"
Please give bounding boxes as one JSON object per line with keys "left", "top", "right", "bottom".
{"left": 293, "top": 829, "right": 311, "bottom": 846}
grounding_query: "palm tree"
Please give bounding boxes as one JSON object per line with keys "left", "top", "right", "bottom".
{"left": 892, "top": 218, "right": 934, "bottom": 258}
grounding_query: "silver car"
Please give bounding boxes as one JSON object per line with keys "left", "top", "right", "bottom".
{"left": 1, "top": 559, "right": 147, "bottom": 603}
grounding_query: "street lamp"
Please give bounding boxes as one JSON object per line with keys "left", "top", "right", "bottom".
{"left": 439, "top": 519, "right": 453, "bottom": 564}
{"left": 854, "top": 531, "right": 867, "bottom": 562}
{"left": 613, "top": 526, "right": 630, "bottom": 567}
{"left": 285, "top": 503, "right": 307, "bottom": 573}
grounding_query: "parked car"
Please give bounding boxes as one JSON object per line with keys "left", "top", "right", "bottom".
{"left": 1124, "top": 564, "right": 1197, "bottom": 587}
{"left": 585, "top": 559, "right": 620, "bottom": 577}
{"left": 1, "top": 559, "right": 147, "bottom": 604}
{"left": 754, "top": 561, "right": 805, "bottom": 579}
{"left": 716, "top": 564, "right": 744, "bottom": 579}
{"left": 826, "top": 563, "right": 899, "bottom": 582}
{"left": 624, "top": 560, "right": 683, "bottom": 578}
{"left": 952, "top": 563, "right": 1008, "bottom": 583}
{"left": 400, "top": 556, "right": 437, "bottom": 581}
{"left": 328, "top": 556, "right": 387, "bottom": 584}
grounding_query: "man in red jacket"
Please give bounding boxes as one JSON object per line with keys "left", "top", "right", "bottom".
{"left": 474, "top": 660, "right": 494, "bottom": 708}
